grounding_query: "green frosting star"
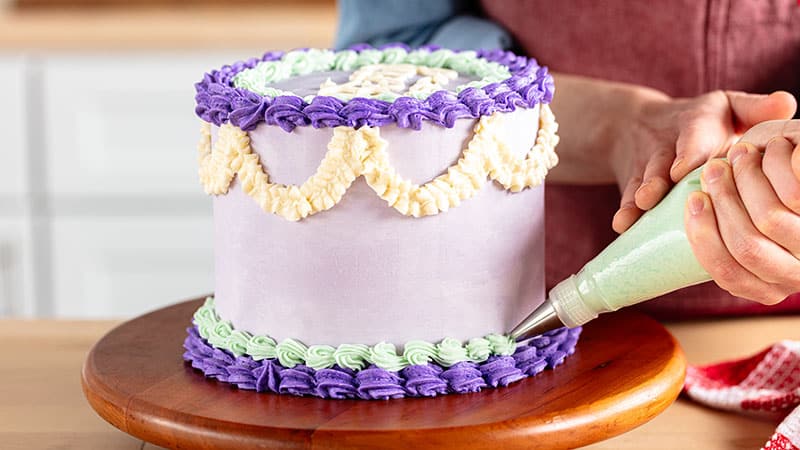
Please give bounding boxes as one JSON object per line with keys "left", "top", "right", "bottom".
{"left": 333, "top": 344, "right": 371, "bottom": 371}
{"left": 191, "top": 298, "right": 524, "bottom": 372}
{"left": 232, "top": 47, "right": 511, "bottom": 100}
{"left": 305, "top": 345, "right": 336, "bottom": 370}
{"left": 276, "top": 338, "right": 308, "bottom": 368}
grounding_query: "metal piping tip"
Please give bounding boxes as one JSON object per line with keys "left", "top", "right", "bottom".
{"left": 508, "top": 299, "right": 565, "bottom": 342}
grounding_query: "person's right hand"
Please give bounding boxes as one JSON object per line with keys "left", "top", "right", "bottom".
{"left": 683, "top": 119, "right": 800, "bottom": 305}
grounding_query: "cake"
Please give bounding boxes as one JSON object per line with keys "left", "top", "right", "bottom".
{"left": 183, "top": 44, "right": 581, "bottom": 399}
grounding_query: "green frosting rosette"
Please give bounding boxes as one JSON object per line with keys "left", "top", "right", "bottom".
{"left": 192, "top": 297, "right": 521, "bottom": 372}
{"left": 231, "top": 48, "right": 511, "bottom": 100}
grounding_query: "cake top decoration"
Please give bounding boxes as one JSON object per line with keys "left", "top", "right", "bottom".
{"left": 194, "top": 44, "right": 554, "bottom": 132}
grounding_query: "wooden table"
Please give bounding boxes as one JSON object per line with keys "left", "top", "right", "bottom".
{"left": 0, "top": 3, "right": 336, "bottom": 50}
{"left": 1, "top": 314, "right": 797, "bottom": 449}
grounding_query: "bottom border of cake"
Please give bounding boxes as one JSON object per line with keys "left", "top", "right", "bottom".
{"left": 183, "top": 325, "right": 582, "bottom": 400}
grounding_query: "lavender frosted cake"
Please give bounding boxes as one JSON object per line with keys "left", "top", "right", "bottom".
{"left": 183, "top": 44, "right": 581, "bottom": 399}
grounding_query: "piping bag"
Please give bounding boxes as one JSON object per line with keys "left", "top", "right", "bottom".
{"left": 509, "top": 163, "right": 713, "bottom": 341}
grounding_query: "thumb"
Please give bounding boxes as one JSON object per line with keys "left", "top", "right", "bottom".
{"left": 726, "top": 90, "right": 797, "bottom": 132}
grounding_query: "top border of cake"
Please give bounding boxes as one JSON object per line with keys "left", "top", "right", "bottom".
{"left": 194, "top": 43, "right": 554, "bottom": 133}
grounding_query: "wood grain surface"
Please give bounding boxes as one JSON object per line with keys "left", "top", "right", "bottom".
{"left": 81, "top": 298, "right": 686, "bottom": 450}
{"left": 1, "top": 311, "right": 796, "bottom": 449}
{"left": 0, "top": 4, "right": 336, "bottom": 49}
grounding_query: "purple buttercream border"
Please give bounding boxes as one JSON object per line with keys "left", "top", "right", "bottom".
{"left": 194, "top": 44, "right": 555, "bottom": 132}
{"left": 182, "top": 325, "right": 581, "bottom": 400}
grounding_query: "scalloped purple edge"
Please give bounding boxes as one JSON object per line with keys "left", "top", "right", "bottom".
{"left": 194, "top": 44, "right": 555, "bottom": 133}
{"left": 182, "top": 325, "right": 581, "bottom": 400}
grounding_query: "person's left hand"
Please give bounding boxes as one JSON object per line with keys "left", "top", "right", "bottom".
{"left": 611, "top": 90, "right": 797, "bottom": 234}
{"left": 683, "top": 120, "right": 800, "bottom": 304}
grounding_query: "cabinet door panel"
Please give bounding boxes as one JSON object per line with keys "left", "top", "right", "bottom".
{"left": 0, "top": 55, "right": 27, "bottom": 197}
{"left": 42, "top": 52, "right": 255, "bottom": 197}
{"left": 51, "top": 216, "right": 213, "bottom": 318}
{"left": 0, "top": 218, "right": 34, "bottom": 317}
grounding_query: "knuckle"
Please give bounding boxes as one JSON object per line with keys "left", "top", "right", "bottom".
{"left": 725, "top": 287, "right": 751, "bottom": 301}
{"left": 726, "top": 286, "right": 783, "bottom": 305}
{"left": 766, "top": 136, "right": 792, "bottom": 150}
{"left": 624, "top": 177, "right": 643, "bottom": 196}
{"left": 686, "top": 220, "right": 711, "bottom": 247}
{"left": 791, "top": 268, "right": 800, "bottom": 286}
{"left": 731, "top": 160, "right": 750, "bottom": 178}
{"left": 752, "top": 208, "right": 785, "bottom": 238}
{"left": 628, "top": 175, "right": 643, "bottom": 186}
{"left": 685, "top": 220, "right": 700, "bottom": 242}
{"left": 710, "top": 89, "right": 726, "bottom": 99}
{"left": 758, "top": 291, "right": 787, "bottom": 306}
{"left": 707, "top": 176, "right": 734, "bottom": 197}
{"left": 652, "top": 150, "right": 674, "bottom": 161}
{"left": 711, "top": 262, "right": 740, "bottom": 287}
{"left": 784, "top": 188, "right": 800, "bottom": 214}
{"left": 730, "top": 239, "right": 764, "bottom": 267}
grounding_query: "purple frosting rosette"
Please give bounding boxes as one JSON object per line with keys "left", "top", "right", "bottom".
{"left": 183, "top": 325, "right": 582, "bottom": 400}
{"left": 194, "top": 44, "right": 555, "bottom": 132}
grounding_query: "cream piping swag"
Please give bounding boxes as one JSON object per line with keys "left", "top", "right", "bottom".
{"left": 198, "top": 105, "right": 559, "bottom": 221}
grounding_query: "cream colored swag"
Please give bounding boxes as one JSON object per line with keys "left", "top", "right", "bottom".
{"left": 198, "top": 105, "right": 559, "bottom": 221}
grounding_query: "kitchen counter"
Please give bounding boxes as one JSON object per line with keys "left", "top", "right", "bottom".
{"left": 0, "top": 3, "right": 336, "bottom": 50}
{"left": 0, "top": 312, "right": 796, "bottom": 449}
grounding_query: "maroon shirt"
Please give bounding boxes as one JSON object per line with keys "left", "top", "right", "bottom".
{"left": 482, "top": 0, "right": 800, "bottom": 317}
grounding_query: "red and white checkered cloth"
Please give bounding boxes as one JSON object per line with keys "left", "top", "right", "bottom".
{"left": 684, "top": 340, "right": 800, "bottom": 450}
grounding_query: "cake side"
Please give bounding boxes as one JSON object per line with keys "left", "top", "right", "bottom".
{"left": 211, "top": 106, "right": 547, "bottom": 347}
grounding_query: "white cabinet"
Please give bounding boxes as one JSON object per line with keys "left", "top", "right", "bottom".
{"left": 0, "top": 218, "right": 34, "bottom": 316}
{"left": 0, "top": 54, "right": 27, "bottom": 197}
{"left": 41, "top": 52, "right": 255, "bottom": 198}
{"left": 2, "top": 50, "right": 262, "bottom": 318}
{"left": 39, "top": 52, "right": 252, "bottom": 318}
{"left": 0, "top": 55, "right": 33, "bottom": 317}
{"left": 50, "top": 215, "right": 213, "bottom": 318}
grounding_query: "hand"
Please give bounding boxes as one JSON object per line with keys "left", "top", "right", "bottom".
{"left": 611, "top": 90, "right": 797, "bottom": 234}
{"left": 684, "top": 120, "right": 800, "bottom": 305}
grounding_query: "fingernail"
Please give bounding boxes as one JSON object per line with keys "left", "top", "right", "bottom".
{"left": 688, "top": 194, "right": 705, "bottom": 216}
{"left": 728, "top": 143, "right": 749, "bottom": 166}
{"left": 703, "top": 163, "right": 724, "bottom": 183}
{"left": 671, "top": 158, "right": 684, "bottom": 173}
{"left": 636, "top": 180, "right": 650, "bottom": 195}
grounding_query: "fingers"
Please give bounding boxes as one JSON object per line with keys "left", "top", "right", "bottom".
{"left": 728, "top": 142, "right": 800, "bottom": 257}
{"left": 762, "top": 137, "right": 800, "bottom": 215}
{"left": 793, "top": 140, "right": 800, "bottom": 182}
{"left": 612, "top": 176, "right": 644, "bottom": 234}
{"left": 670, "top": 90, "right": 739, "bottom": 181}
{"left": 701, "top": 159, "right": 800, "bottom": 288}
{"left": 685, "top": 191, "right": 790, "bottom": 305}
{"left": 726, "top": 90, "right": 797, "bottom": 132}
{"left": 672, "top": 92, "right": 797, "bottom": 183}
{"left": 671, "top": 117, "right": 727, "bottom": 182}
{"left": 782, "top": 119, "right": 800, "bottom": 146}
{"left": 739, "top": 120, "right": 790, "bottom": 146}
{"left": 635, "top": 150, "right": 673, "bottom": 210}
